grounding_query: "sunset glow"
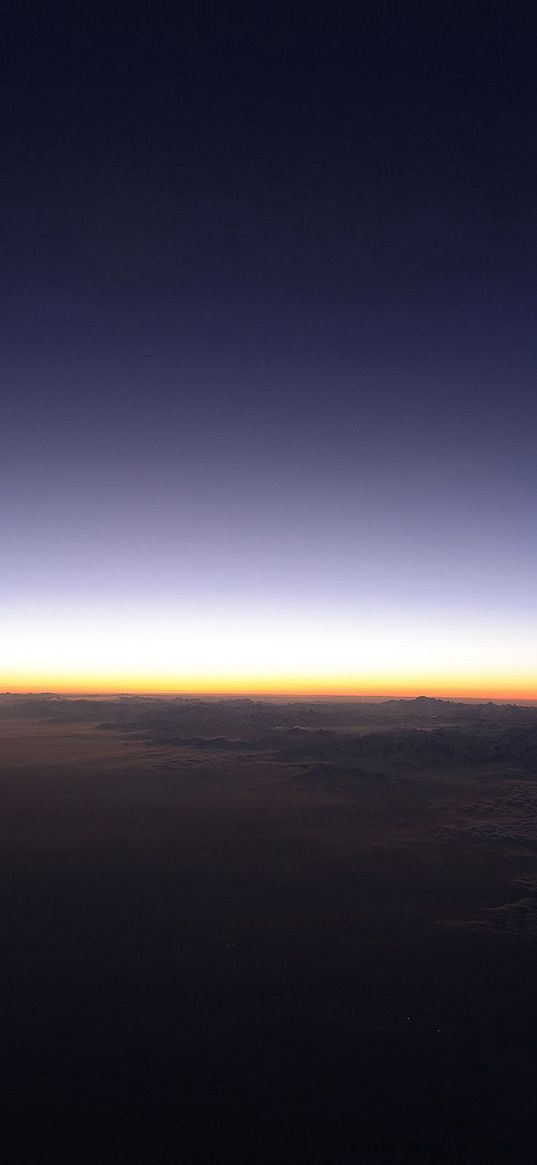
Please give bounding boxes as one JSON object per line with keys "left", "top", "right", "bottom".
{"left": 4, "top": 5, "right": 536, "bottom": 708}
{"left": 2, "top": 601, "right": 535, "bottom": 700}
{"left": 5, "top": 6, "right": 537, "bottom": 1162}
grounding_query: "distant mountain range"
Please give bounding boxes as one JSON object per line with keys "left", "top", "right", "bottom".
{"left": 2, "top": 693, "right": 536, "bottom": 775}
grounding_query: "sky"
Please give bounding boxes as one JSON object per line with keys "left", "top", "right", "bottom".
{"left": 2, "top": 1, "right": 537, "bottom": 697}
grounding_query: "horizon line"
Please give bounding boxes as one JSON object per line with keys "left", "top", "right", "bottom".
{"left": 2, "top": 689, "right": 537, "bottom": 705}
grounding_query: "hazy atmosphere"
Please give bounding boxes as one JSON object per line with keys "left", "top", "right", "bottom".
{"left": 2, "top": 2, "right": 537, "bottom": 1163}
{"left": 3, "top": 2, "right": 537, "bottom": 697}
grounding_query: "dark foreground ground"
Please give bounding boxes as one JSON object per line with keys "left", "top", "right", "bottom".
{"left": 1, "top": 695, "right": 537, "bottom": 1163}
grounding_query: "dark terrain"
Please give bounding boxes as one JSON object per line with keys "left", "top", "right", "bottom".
{"left": 1, "top": 694, "right": 537, "bottom": 1163}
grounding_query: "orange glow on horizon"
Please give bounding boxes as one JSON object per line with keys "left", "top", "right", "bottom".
{"left": 2, "top": 668, "right": 535, "bottom": 702}
{"left": 3, "top": 602, "right": 535, "bottom": 703}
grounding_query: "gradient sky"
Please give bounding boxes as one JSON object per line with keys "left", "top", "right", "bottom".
{"left": 2, "top": 2, "right": 537, "bottom": 696}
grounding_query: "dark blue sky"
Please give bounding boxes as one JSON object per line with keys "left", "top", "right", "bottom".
{"left": 2, "top": 1, "right": 537, "bottom": 692}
